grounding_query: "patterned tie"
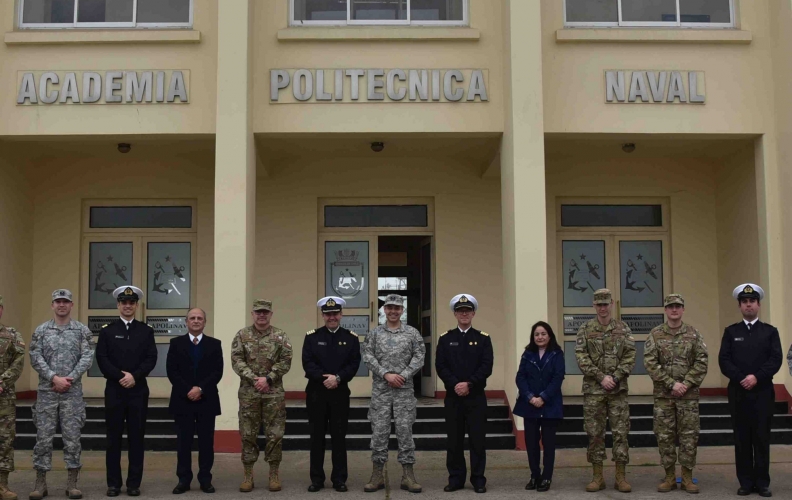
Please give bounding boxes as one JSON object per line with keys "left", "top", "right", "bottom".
{"left": 193, "top": 337, "right": 199, "bottom": 345}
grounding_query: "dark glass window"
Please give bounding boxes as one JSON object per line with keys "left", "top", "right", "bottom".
{"left": 90, "top": 206, "right": 192, "bottom": 229}
{"left": 325, "top": 205, "right": 428, "bottom": 228}
{"left": 561, "top": 205, "right": 662, "bottom": 227}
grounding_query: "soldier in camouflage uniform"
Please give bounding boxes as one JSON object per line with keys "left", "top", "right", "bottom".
{"left": 29, "top": 290, "right": 95, "bottom": 500}
{"left": 575, "top": 288, "right": 636, "bottom": 493}
{"left": 361, "top": 294, "right": 426, "bottom": 494}
{"left": 231, "top": 299, "right": 293, "bottom": 493}
{"left": 644, "top": 294, "right": 708, "bottom": 494}
{"left": 0, "top": 296, "right": 26, "bottom": 500}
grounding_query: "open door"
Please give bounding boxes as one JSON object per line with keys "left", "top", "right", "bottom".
{"left": 419, "top": 237, "right": 435, "bottom": 397}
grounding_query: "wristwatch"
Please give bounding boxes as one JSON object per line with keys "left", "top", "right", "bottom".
{"left": 198, "top": 387, "right": 203, "bottom": 394}
{"left": 335, "top": 375, "right": 341, "bottom": 384}
{"left": 612, "top": 376, "right": 620, "bottom": 385}
{"left": 265, "top": 376, "right": 273, "bottom": 386}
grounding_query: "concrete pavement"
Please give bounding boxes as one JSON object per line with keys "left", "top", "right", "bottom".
{"left": 9, "top": 447, "right": 792, "bottom": 500}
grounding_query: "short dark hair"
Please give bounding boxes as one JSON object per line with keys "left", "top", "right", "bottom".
{"left": 526, "top": 321, "right": 561, "bottom": 352}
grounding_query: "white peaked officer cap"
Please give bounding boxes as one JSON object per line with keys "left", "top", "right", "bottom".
{"left": 732, "top": 283, "right": 765, "bottom": 301}
{"left": 450, "top": 294, "right": 478, "bottom": 311}
{"left": 112, "top": 285, "right": 144, "bottom": 301}
{"left": 317, "top": 296, "right": 346, "bottom": 313}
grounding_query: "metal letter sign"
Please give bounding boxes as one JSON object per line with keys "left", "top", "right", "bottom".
{"left": 605, "top": 70, "right": 705, "bottom": 104}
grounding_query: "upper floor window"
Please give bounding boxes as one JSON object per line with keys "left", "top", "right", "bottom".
{"left": 20, "top": 0, "right": 192, "bottom": 29}
{"left": 565, "top": 0, "right": 734, "bottom": 28}
{"left": 291, "top": 0, "right": 467, "bottom": 26}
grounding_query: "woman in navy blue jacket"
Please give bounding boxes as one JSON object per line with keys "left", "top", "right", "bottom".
{"left": 513, "top": 321, "right": 565, "bottom": 492}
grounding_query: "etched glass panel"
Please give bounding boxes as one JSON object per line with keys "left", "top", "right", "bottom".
{"left": 562, "top": 241, "right": 606, "bottom": 307}
{"left": 89, "top": 242, "right": 133, "bottom": 309}
{"left": 619, "top": 240, "right": 664, "bottom": 307}
{"left": 325, "top": 242, "right": 369, "bottom": 309}
{"left": 147, "top": 242, "right": 191, "bottom": 310}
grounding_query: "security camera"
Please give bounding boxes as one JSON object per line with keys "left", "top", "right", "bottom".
{"left": 371, "top": 142, "right": 385, "bottom": 153}
{"left": 118, "top": 143, "right": 132, "bottom": 154}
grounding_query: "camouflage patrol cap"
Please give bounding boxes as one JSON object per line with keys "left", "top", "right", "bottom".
{"left": 592, "top": 288, "right": 613, "bottom": 305}
{"left": 664, "top": 294, "right": 685, "bottom": 307}
{"left": 252, "top": 299, "right": 273, "bottom": 312}
{"left": 383, "top": 294, "right": 405, "bottom": 308}
{"left": 52, "top": 289, "right": 73, "bottom": 302}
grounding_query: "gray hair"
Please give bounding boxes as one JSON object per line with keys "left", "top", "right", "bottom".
{"left": 186, "top": 308, "right": 207, "bottom": 321}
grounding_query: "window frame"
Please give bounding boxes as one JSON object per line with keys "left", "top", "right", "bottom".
{"left": 563, "top": 0, "right": 735, "bottom": 29}
{"left": 289, "top": 0, "right": 469, "bottom": 27}
{"left": 19, "top": 0, "right": 194, "bottom": 29}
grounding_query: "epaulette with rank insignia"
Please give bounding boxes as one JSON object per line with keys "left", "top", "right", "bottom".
{"left": 306, "top": 329, "right": 315, "bottom": 335}
{"left": 440, "top": 330, "right": 450, "bottom": 337}
{"left": 349, "top": 331, "right": 358, "bottom": 338}
{"left": 480, "top": 331, "right": 489, "bottom": 337}
{"left": 102, "top": 324, "right": 109, "bottom": 328}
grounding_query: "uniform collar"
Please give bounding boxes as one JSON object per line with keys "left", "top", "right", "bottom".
{"left": 662, "top": 322, "right": 687, "bottom": 334}
{"left": 458, "top": 326, "right": 473, "bottom": 334}
{"left": 121, "top": 317, "right": 134, "bottom": 327}
{"left": 327, "top": 326, "right": 340, "bottom": 334}
{"left": 252, "top": 325, "right": 272, "bottom": 336}
{"left": 744, "top": 318, "right": 759, "bottom": 327}
{"left": 189, "top": 333, "right": 204, "bottom": 343}
{"left": 50, "top": 318, "right": 76, "bottom": 329}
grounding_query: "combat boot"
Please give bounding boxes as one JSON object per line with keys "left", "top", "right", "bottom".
{"left": 614, "top": 463, "right": 632, "bottom": 493}
{"left": 585, "top": 463, "right": 605, "bottom": 492}
{"left": 657, "top": 466, "right": 677, "bottom": 493}
{"left": 28, "top": 471, "right": 46, "bottom": 500}
{"left": 239, "top": 464, "right": 254, "bottom": 493}
{"left": 65, "top": 469, "right": 81, "bottom": 500}
{"left": 400, "top": 464, "right": 422, "bottom": 493}
{"left": 268, "top": 463, "right": 281, "bottom": 492}
{"left": 0, "top": 471, "right": 18, "bottom": 500}
{"left": 363, "top": 463, "right": 385, "bottom": 492}
{"left": 680, "top": 467, "right": 699, "bottom": 494}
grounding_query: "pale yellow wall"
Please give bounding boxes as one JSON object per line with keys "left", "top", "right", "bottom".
{"left": 254, "top": 156, "right": 505, "bottom": 393}
{"left": 0, "top": 1, "right": 218, "bottom": 136}
{"left": 10, "top": 140, "right": 215, "bottom": 399}
{"left": 252, "top": 1, "right": 504, "bottom": 134}
{"left": 0, "top": 154, "right": 35, "bottom": 392}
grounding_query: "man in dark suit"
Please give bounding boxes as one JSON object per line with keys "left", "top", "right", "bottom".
{"left": 719, "top": 283, "right": 783, "bottom": 498}
{"left": 96, "top": 286, "right": 158, "bottom": 497}
{"left": 167, "top": 308, "right": 224, "bottom": 494}
{"left": 435, "top": 294, "right": 493, "bottom": 494}
{"left": 302, "top": 297, "right": 361, "bottom": 493}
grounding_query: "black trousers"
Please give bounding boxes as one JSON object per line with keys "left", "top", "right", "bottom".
{"left": 307, "top": 388, "right": 350, "bottom": 486}
{"left": 524, "top": 418, "right": 560, "bottom": 481}
{"left": 174, "top": 412, "right": 216, "bottom": 486}
{"left": 105, "top": 385, "right": 149, "bottom": 489}
{"left": 445, "top": 393, "right": 487, "bottom": 488}
{"left": 729, "top": 383, "right": 775, "bottom": 489}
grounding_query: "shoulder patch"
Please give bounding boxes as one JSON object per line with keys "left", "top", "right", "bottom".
{"left": 102, "top": 324, "right": 108, "bottom": 328}
{"left": 348, "top": 331, "right": 358, "bottom": 338}
{"left": 306, "top": 329, "right": 315, "bottom": 335}
{"left": 480, "top": 331, "right": 489, "bottom": 337}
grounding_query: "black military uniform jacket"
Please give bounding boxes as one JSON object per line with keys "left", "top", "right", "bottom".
{"left": 718, "top": 320, "right": 782, "bottom": 391}
{"left": 435, "top": 327, "right": 494, "bottom": 396}
{"left": 302, "top": 326, "right": 361, "bottom": 392}
{"left": 96, "top": 319, "right": 158, "bottom": 393}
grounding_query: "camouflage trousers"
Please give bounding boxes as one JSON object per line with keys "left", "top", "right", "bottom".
{"left": 369, "top": 386, "right": 416, "bottom": 465}
{"left": 583, "top": 392, "right": 630, "bottom": 464}
{"left": 0, "top": 399, "right": 16, "bottom": 471}
{"left": 653, "top": 398, "right": 700, "bottom": 469}
{"left": 33, "top": 391, "right": 86, "bottom": 471}
{"left": 238, "top": 397, "right": 286, "bottom": 466}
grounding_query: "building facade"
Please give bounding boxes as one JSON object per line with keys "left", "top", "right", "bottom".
{"left": 1, "top": 0, "right": 791, "bottom": 444}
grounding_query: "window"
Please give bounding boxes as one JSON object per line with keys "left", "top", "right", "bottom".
{"left": 564, "top": 0, "right": 733, "bottom": 28}
{"left": 291, "top": 0, "right": 467, "bottom": 26}
{"left": 561, "top": 205, "right": 662, "bottom": 227}
{"left": 324, "top": 205, "right": 429, "bottom": 228}
{"left": 90, "top": 206, "right": 193, "bottom": 229}
{"left": 20, "top": 0, "right": 192, "bottom": 28}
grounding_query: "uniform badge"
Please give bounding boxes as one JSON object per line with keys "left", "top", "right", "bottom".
{"left": 469, "top": 342, "right": 473, "bottom": 345}
{"left": 460, "top": 296, "right": 469, "bottom": 303}
{"left": 318, "top": 342, "right": 327, "bottom": 346}
{"left": 744, "top": 286, "right": 754, "bottom": 294}
{"left": 735, "top": 337, "right": 744, "bottom": 341}
{"left": 327, "top": 298, "right": 336, "bottom": 307}
{"left": 450, "top": 342, "right": 459, "bottom": 346}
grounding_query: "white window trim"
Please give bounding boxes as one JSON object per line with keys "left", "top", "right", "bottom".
{"left": 19, "top": 0, "right": 193, "bottom": 29}
{"left": 563, "top": 0, "right": 734, "bottom": 29}
{"left": 289, "top": 0, "right": 468, "bottom": 27}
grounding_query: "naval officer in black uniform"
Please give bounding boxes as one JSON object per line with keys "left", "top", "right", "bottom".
{"left": 435, "top": 294, "right": 494, "bottom": 494}
{"left": 718, "top": 283, "right": 782, "bottom": 497}
{"left": 96, "top": 286, "right": 158, "bottom": 497}
{"left": 302, "top": 296, "right": 361, "bottom": 492}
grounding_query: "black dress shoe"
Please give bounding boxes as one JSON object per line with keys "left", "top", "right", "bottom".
{"left": 537, "top": 480, "right": 551, "bottom": 492}
{"left": 200, "top": 484, "right": 215, "bottom": 494}
{"left": 474, "top": 486, "right": 487, "bottom": 494}
{"left": 737, "top": 487, "right": 752, "bottom": 496}
{"left": 173, "top": 483, "right": 190, "bottom": 494}
{"left": 127, "top": 488, "right": 141, "bottom": 497}
{"left": 107, "top": 488, "right": 121, "bottom": 497}
{"left": 308, "top": 484, "right": 323, "bottom": 493}
{"left": 525, "top": 478, "right": 537, "bottom": 490}
{"left": 334, "top": 484, "right": 348, "bottom": 492}
{"left": 444, "top": 485, "right": 463, "bottom": 492}
{"left": 757, "top": 487, "right": 772, "bottom": 498}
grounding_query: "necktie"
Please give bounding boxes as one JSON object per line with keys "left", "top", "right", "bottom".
{"left": 193, "top": 337, "right": 199, "bottom": 345}
{"left": 747, "top": 323, "right": 752, "bottom": 331}
{"left": 126, "top": 322, "right": 130, "bottom": 331}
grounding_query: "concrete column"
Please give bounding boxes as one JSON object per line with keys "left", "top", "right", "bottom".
{"left": 501, "top": 0, "right": 547, "bottom": 435}
{"left": 214, "top": 0, "right": 256, "bottom": 441}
